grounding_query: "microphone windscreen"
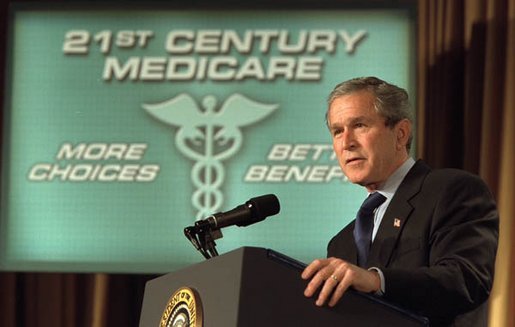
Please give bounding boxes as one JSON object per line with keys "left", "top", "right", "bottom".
{"left": 248, "top": 194, "right": 280, "bottom": 220}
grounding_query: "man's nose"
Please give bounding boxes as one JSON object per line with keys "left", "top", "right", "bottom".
{"left": 341, "top": 130, "right": 357, "bottom": 150}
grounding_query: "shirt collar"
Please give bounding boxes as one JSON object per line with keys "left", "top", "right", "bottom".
{"left": 374, "top": 157, "right": 415, "bottom": 200}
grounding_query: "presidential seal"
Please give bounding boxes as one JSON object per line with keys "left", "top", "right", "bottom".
{"left": 160, "top": 287, "right": 203, "bottom": 327}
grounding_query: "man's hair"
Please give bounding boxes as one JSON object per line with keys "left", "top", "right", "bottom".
{"left": 326, "top": 76, "right": 413, "bottom": 151}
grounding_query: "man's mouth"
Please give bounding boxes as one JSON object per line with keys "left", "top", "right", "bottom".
{"left": 346, "top": 157, "right": 364, "bottom": 165}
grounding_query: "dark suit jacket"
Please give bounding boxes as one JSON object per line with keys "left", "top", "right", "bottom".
{"left": 327, "top": 160, "right": 499, "bottom": 326}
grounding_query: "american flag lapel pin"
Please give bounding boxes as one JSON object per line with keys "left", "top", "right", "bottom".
{"left": 393, "top": 218, "right": 401, "bottom": 228}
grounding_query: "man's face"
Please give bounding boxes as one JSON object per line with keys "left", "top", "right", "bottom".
{"left": 327, "top": 90, "right": 409, "bottom": 191}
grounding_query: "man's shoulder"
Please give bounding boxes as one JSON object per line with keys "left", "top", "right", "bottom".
{"left": 411, "top": 160, "right": 483, "bottom": 183}
{"left": 408, "top": 160, "right": 492, "bottom": 196}
{"left": 428, "top": 166, "right": 485, "bottom": 186}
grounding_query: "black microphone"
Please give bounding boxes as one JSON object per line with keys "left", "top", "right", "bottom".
{"left": 196, "top": 194, "right": 280, "bottom": 229}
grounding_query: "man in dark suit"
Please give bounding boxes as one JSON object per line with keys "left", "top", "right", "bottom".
{"left": 301, "top": 77, "right": 499, "bottom": 326}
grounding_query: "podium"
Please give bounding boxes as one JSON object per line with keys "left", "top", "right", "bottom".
{"left": 139, "top": 247, "right": 429, "bottom": 326}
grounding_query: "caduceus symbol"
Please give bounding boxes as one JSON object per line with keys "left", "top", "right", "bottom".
{"left": 143, "top": 93, "right": 278, "bottom": 220}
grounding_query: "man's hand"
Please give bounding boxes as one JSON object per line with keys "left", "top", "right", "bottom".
{"left": 301, "top": 257, "right": 381, "bottom": 307}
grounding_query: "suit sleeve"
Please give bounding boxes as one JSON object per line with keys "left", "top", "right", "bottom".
{"left": 382, "top": 171, "right": 499, "bottom": 320}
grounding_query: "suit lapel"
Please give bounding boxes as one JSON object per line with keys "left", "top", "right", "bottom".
{"left": 367, "top": 160, "right": 431, "bottom": 267}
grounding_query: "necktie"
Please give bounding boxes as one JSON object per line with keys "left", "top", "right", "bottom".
{"left": 353, "top": 192, "right": 387, "bottom": 267}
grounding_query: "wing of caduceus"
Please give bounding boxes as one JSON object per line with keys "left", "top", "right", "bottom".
{"left": 210, "top": 93, "right": 279, "bottom": 160}
{"left": 142, "top": 93, "right": 207, "bottom": 161}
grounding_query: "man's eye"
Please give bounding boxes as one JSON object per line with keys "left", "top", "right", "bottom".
{"left": 332, "top": 129, "right": 343, "bottom": 136}
{"left": 355, "top": 123, "right": 365, "bottom": 128}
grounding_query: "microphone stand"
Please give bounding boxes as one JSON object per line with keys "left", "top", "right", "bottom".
{"left": 184, "top": 219, "right": 223, "bottom": 259}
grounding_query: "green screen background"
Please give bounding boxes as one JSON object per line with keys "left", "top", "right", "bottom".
{"left": 1, "top": 7, "right": 415, "bottom": 273}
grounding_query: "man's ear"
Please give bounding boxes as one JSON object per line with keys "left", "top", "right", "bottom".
{"left": 395, "top": 119, "right": 411, "bottom": 150}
